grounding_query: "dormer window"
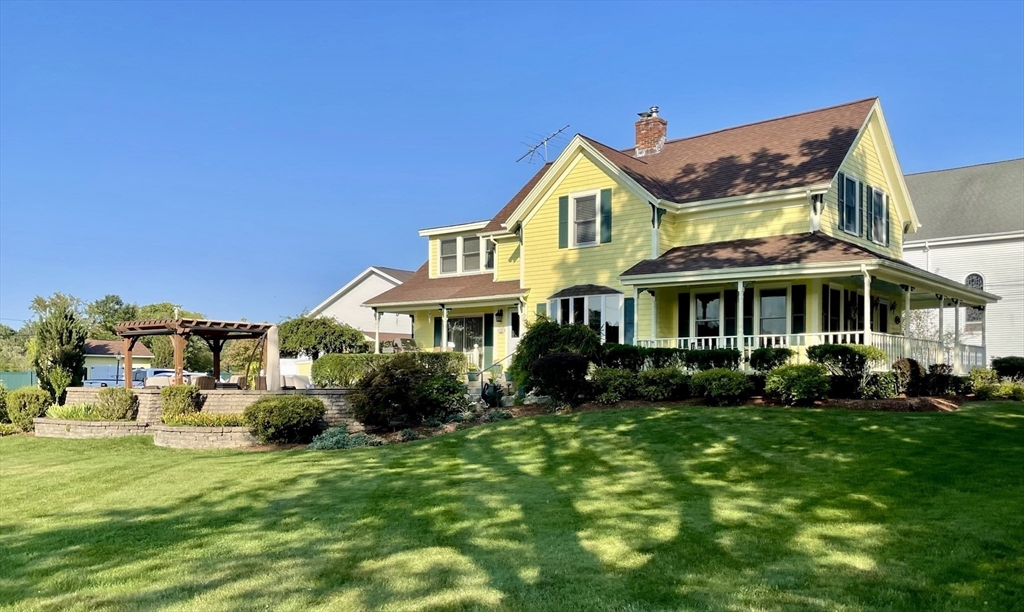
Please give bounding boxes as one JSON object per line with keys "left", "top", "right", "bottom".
{"left": 572, "top": 190, "right": 599, "bottom": 247}
{"left": 463, "top": 237, "right": 480, "bottom": 272}
{"left": 440, "top": 239, "right": 458, "bottom": 274}
{"left": 438, "top": 235, "right": 492, "bottom": 275}
{"left": 484, "top": 240, "right": 496, "bottom": 271}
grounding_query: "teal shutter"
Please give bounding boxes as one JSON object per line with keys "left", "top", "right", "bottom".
{"left": 600, "top": 188, "right": 612, "bottom": 243}
{"left": 558, "top": 195, "right": 569, "bottom": 249}
{"left": 536, "top": 303, "right": 547, "bottom": 318}
{"left": 624, "top": 298, "right": 635, "bottom": 345}
{"left": 677, "top": 293, "right": 690, "bottom": 337}
{"left": 433, "top": 318, "right": 442, "bottom": 348}
{"left": 864, "top": 185, "right": 873, "bottom": 241}
{"left": 860, "top": 182, "right": 867, "bottom": 238}
{"left": 837, "top": 172, "right": 846, "bottom": 230}
{"left": 791, "top": 285, "right": 807, "bottom": 334}
{"left": 484, "top": 313, "right": 494, "bottom": 368}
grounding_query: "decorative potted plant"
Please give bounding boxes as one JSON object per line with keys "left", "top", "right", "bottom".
{"left": 467, "top": 365, "right": 480, "bottom": 382}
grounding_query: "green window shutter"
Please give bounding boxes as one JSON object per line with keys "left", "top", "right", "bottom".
{"left": 558, "top": 195, "right": 569, "bottom": 249}
{"left": 864, "top": 187, "right": 873, "bottom": 242}
{"left": 483, "top": 313, "right": 494, "bottom": 368}
{"left": 624, "top": 298, "right": 635, "bottom": 345}
{"left": 536, "top": 303, "right": 547, "bottom": 318}
{"left": 837, "top": 172, "right": 845, "bottom": 229}
{"left": 743, "top": 287, "right": 754, "bottom": 336}
{"left": 791, "top": 285, "right": 807, "bottom": 334}
{"left": 724, "top": 290, "right": 738, "bottom": 337}
{"left": 860, "top": 182, "right": 867, "bottom": 238}
{"left": 433, "top": 318, "right": 442, "bottom": 348}
{"left": 677, "top": 293, "right": 690, "bottom": 337}
{"left": 881, "top": 192, "right": 890, "bottom": 246}
{"left": 600, "top": 188, "right": 612, "bottom": 243}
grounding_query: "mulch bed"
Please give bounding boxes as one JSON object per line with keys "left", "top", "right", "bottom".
{"left": 751, "top": 395, "right": 967, "bottom": 412}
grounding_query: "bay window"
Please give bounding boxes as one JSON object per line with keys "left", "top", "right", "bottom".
{"left": 548, "top": 293, "right": 623, "bottom": 343}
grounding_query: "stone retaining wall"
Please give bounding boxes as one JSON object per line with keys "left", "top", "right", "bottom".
{"left": 63, "top": 387, "right": 357, "bottom": 428}
{"left": 152, "top": 425, "right": 258, "bottom": 449}
{"left": 33, "top": 418, "right": 150, "bottom": 439}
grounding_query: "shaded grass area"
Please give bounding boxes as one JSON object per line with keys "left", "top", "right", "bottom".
{"left": 1, "top": 402, "right": 1022, "bottom": 611}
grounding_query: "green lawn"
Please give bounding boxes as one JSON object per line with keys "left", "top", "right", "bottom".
{"left": 2, "top": 402, "right": 1022, "bottom": 612}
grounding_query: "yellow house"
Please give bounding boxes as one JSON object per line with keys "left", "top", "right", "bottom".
{"left": 83, "top": 339, "right": 154, "bottom": 379}
{"left": 366, "top": 99, "right": 998, "bottom": 373}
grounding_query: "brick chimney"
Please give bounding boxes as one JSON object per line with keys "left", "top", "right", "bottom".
{"left": 635, "top": 106, "right": 667, "bottom": 157}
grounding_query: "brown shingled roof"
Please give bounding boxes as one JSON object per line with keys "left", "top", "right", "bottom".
{"left": 482, "top": 98, "right": 876, "bottom": 231}
{"left": 622, "top": 233, "right": 903, "bottom": 277}
{"left": 84, "top": 338, "right": 153, "bottom": 357}
{"left": 365, "top": 263, "right": 525, "bottom": 306}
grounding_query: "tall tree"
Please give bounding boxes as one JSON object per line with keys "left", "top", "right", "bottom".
{"left": 0, "top": 324, "right": 29, "bottom": 372}
{"left": 136, "top": 302, "right": 213, "bottom": 371}
{"left": 278, "top": 316, "right": 370, "bottom": 360}
{"left": 86, "top": 295, "right": 138, "bottom": 340}
{"left": 31, "top": 294, "right": 87, "bottom": 397}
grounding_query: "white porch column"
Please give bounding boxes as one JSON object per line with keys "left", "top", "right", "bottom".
{"left": 862, "top": 267, "right": 872, "bottom": 346}
{"left": 981, "top": 305, "right": 988, "bottom": 367}
{"left": 633, "top": 288, "right": 640, "bottom": 346}
{"left": 440, "top": 304, "right": 449, "bottom": 352}
{"left": 937, "top": 295, "right": 945, "bottom": 362}
{"left": 953, "top": 300, "right": 962, "bottom": 373}
{"left": 373, "top": 308, "right": 381, "bottom": 354}
{"left": 650, "top": 290, "right": 658, "bottom": 344}
{"left": 902, "top": 286, "right": 912, "bottom": 360}
{"left": 736, "top": 280, "right": 745, "bottom": 356}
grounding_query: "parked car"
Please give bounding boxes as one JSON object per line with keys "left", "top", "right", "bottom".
{"left": 83, "top": 367, "right": 175, "bottom": 388}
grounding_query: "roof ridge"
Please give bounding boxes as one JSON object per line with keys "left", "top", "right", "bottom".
{"left": 618, "top": 97, "right": 879, "bottom": 154}
{"left": 905, "top": 157, "right": 1024, "bottom": 176}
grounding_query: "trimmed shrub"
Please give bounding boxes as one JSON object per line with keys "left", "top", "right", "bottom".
{"left": 992, "top": 356, "right": 1024, "bottom": 380}
{"left": 307, "top": 428, "right": 386, "bottom": 450}
{"left": 243, "top": 395, "right": 326, "bottom": 444}
{"left": 530, "top": 352, "right": 591, "bottom": 408}
{"left": 0, "top": 423, "right": 17, "bottom": 436}
{"left": 765, "top": 364, "right": 830, "bottom": 406}
{"left": 926, "top": 364, "right": 954, "bottom": 396}
{"left": 597, "top": 392, "right": 621, "bottom": 405}
{"left": 861, "top": 372, "right": 899, "bottom": 400}
{"left": 684, "top": 348, "right": 742, "bottom": 371}
{"left": 807, "top": 344, "right": 868, "bottom": 378}
{"left": 892, "top": 358, "right": 925, "bottom": 396}
{"left": 748, "top": 347, "right": 794, "bottom": 374}
{"left": 968, "top": 368, "right": 1001, "bottom": 397}
{"left": 7, "top": 387, "right": 51, "bottom": 431}
{"left": 163, "top": 412, "right": 245, "bottom": 427}
{"left": 590, "top": 367, "right": 639, "bottom": 400}
{"left": 311, "top": 353, "right": 466, "bottom": 388}
{"left": 637, "top": 368, "right": 689, "bottom": 402}
{"left": 691, "top": 368, "right": 752, "bottom": 406}
{"left": 350, "top": 353, "right": 467, "bottom": 428}
{"left": 509, "top": 319, "right": 602, "bottom": 390}
{"left": 160, "top": 386, "right": 203, "bottom": 422}
{"left": 46, "top": 403, "right": 99, "bottom": 420}
{"left": 398, "top": 428, "right": 419, "bottom": 441}
{"left": 0, "top": 382, "right": 7, "bottom": 424}
{"left": 481, "top": 409, "right": 513, "bottom": 423}
{"left": 601, "top": 344, "right": 646, "bottom": 372}
{"left": 646, "top": 348, "right": 686, "bottom": 370}
{"left": 96, "top": 387, "right": 139, "bottom": 420}
{"left": 996, "top": 381, "right": 1024, "bottom": 401}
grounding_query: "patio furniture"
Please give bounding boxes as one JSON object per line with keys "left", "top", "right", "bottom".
{"left": 192, "top": 376, "right": 216, "bottom": 390}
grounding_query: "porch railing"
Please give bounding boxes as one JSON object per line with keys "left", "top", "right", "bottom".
{"left": 638, "top": 332, "right": 982, "bottom": 372}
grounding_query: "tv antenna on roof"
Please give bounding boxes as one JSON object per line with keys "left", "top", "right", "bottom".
{"left": 517, "top": 124, "right": 570, "bottom": 164}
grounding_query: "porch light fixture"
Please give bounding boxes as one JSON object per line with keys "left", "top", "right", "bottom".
{"left": 495, "top": 309, "right": 504, "bottom": 323}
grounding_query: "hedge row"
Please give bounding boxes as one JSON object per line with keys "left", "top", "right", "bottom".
{"left": 312, "top": 353, "right": 467, "bottom": 387}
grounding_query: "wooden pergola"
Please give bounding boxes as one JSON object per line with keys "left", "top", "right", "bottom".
{"left": 114, "top": 319, "right": 276, "bottom": 388}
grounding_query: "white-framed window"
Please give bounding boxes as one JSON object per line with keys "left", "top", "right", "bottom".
{"left": 547, "top": 293, "right": 623, "bottom": 343}
{"left": 695, "top": 292, "right": 721, "bottom": 337}
{"left": 438, "top": 236, "right": 492, "bottom": 276}
{"left": 439, "top": 238, "right": 458, "bottom": 274}
{"left": 841, "top": 174, "right": 860, "bottom": 235}
{"left": 571, "top": 190, "right": 599, "bottom": 247}
{"left": 965, "top": 273, "right": 984, "bottom": 323}
{"left": 463, "top": 237, "right": 480, "bottom": 272}
{"left": 870, "top": 187, "right": 888, "bottom": 245}
{"left": 758, "top": 288, "right": 788, "bottom": 335}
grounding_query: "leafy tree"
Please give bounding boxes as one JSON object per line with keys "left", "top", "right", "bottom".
{"left": 136, "top": 302, "right": 213, "bottom": 371}
{"left": 0, "top": 324, "right": 29, "bottom": 372}
{"left": 31, "top": 294, "right": 87, "bottom": 397}
{"left": 86, "top": 294, "right": 138, "bottom": 340}
{"left": 278, "top": 316, "right": 370, "bottom": 360}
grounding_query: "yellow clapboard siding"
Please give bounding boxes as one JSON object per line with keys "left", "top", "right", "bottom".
{"left": 428, "top": 239, "right": 438, "bottom": 277}
{"left": 495, "top": 237, "right": 520, "bottom": 282}
{"left": 660, "top": 205, "right": 808, "bottom": 251}
{"left": 521, "top": 152, "right": 653, "bottom": 338}
{"left": 820, "top": 113, "right": 903, "bottom": 258}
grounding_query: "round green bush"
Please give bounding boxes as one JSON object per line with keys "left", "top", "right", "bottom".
{"left": 748, "top": 347, "right": 794, "bottom": 374}
{"left": 350, "top": 353, "right": 467, "bottom": 428}
{"left": 600, "top": 344, "right": 646, "bottom": 372}
{"left": 160, "top": 385, "right": 203, "bottom": 422}
{"left": 7, "top": 387, "right": 52, "bottom": 431}
{"left": 509, "top": 319, "right": 601, "bottom": 390}
{"left": 243, "top": 395, "right": 326, "bottom": 444}
{"left": 690, "top": 369, "right": 753, "bottom": 406}
{"left": 861, "top": 372, "right": 898, "bottom": 400}
{"left": 590, "top": 368, "right": 638, "bottom": 400}
{"left": 596, "top": 391, "right": 621, "bottom": 405}
{"left": 637, "top": 368, "right": 689, "bottom": 402}
{"left": 307, "top": 427, "right": 385, "bottom": 450}
{"left": 892, "top": 358, "right": 925, "bottom": 396}
{"left": 96, "top": 387, "right": 139, "bottom": 420}
{"left": 992, "top": 356, "right": 1024, "bottom": 380}
{"left": 765, "top": 364, "right": 830, "bottom": 406}
{"left": 530, "top": 352, "right": 591, "bottom": 408}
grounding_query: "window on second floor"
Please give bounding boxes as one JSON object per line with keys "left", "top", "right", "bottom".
{"left": 572, "top": 192, "right": 599, "bottom": 247}
{"left": 839, "top": 174, "right": 860, "bottom": 235}
{"left": 440, "top": 239, "right": 458, "bottom": 274}
{"left": 965, "top": 274, "right": 984, "bottom": 323}
{"left": 438, "top": 236, "right": 495, "bottom": 275}
{"left": 484, "top": 240, "right": 496, "bottom": 271}
{"left": 463, "top": 237, "right": 480, "bottom": 272}
{"left": 869, "top": 187, "right": 888, "bottom": 246}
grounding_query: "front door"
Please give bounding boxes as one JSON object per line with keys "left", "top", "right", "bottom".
{"left": 507, "top": 309, "right": 521, "bottom": 358}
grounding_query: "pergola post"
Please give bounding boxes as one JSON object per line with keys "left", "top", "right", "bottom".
{"left": 205, "top": 338, "right": 226, "bottom": 381}
{"left": 171, "top": 334, "right": 187, "bottom": 385}
{"left": 123, "top": 337, "right": 134, "bottom": 389}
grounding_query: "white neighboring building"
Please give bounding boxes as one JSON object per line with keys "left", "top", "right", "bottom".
{"left": 309, "top": 266, "right": 415, "bottom": 343}
{"left": 903, "top": 159, "right": 1024, "bottom": 362}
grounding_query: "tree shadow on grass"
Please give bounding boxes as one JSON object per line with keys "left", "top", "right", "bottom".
{"left": 1, "top": 404, "right": 1022, "bottom": 611}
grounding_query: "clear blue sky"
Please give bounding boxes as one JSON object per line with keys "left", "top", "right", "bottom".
{"left": 2, "top": 1, "right": 1022, "bottom": 327}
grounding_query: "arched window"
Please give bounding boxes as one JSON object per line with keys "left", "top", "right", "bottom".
{"left": 965, "top": 274, "right": 984, "bottom": 323}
